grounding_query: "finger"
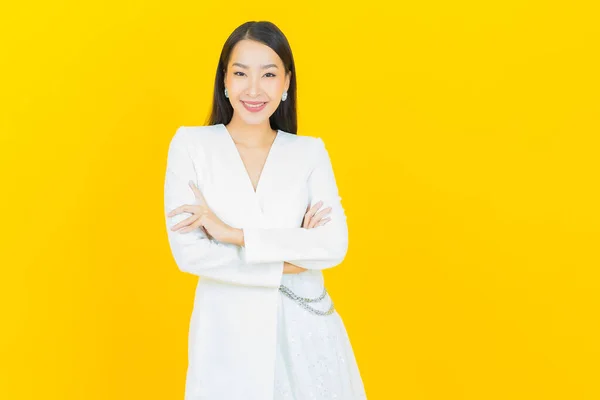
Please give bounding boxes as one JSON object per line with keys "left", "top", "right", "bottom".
{"left": 313, "top": 206, "right": 332, "bottom": 221}
{"left": 168, "top": 204, "right": 200, "bottom": 217}
{"left": 302, "top": 212, "right": 310, "bottom": 228}
{"left": 303, "top": 200, "right": 323, "bottom": 228}
{"left": 189, "top": 181, "right": 207, "bottom": 206}
{"left": 308, "top": 200, "right": 323, "bottom": 216}
{"left": 179, "top": 219, "right": 202, "bottom": 233}
{"left": 302, "top": 204, "right": 311, "bottom": 228}
{"left": 170, "top": 214, "right": 199, "bottom": 231}
{"left": 308, "top": 207, "right": 331, "bottom": 229}
{"left": 168, "top": 204, "right": 191, "bottom": 217}
{"left": 308, "top": 216, "right": 321, "bottom": 229}
{"left": 317, "top": 217, "right": 331, "bottom": 227}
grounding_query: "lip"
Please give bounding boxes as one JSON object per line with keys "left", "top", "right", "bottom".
{"left": 242, "top": 100, "right": 267, "bottom": 104}
{"left": 241, "top": 101, "right": 267, "bottom": 113}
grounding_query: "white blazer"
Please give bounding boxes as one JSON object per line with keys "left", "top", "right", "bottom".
{"left": 164, "top": 123, "right": 348, "bottom": 399}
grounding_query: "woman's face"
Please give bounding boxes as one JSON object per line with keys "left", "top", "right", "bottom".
{"left": 224, "top": 39, "right": 291, "bottom": 126}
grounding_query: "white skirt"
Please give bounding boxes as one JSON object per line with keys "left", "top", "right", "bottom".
{"left": 273, "top": 275, "right": 367, "bottom": 399}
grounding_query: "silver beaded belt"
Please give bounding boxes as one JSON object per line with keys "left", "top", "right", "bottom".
{"left": 278, "top": 285, "right": 335, "bottom": 316}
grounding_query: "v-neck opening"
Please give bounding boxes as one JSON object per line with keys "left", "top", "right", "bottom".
{"left": 220, "top": 123, "right": 281, "bottom": 196}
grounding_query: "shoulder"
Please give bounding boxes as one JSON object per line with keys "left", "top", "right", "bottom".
{"left": 170, "top": 124, "right": 221, "bottom": 147}
{"left": 167, "top": 125, "right": 225, "bottom": 161}
{"left": 277, "top": 131, "right": 331, "bottom": 172}
{"left": 277, "top": 129, "right": 326, "bottom": 154}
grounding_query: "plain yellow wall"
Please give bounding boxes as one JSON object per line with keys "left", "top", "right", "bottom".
{"left": 1, "top": 1, "right": 599, "bottom": 399}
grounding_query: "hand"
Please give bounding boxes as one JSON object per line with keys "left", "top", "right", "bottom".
{"left": 168, "top": 181, "right": 237, "bottom": 244}
{"left": 283, "top": 200, "right": 332, "bottom": 274}
{"left": 302, "top": 200, "right": 332, "bottom": 229}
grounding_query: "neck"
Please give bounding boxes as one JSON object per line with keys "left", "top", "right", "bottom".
{"left": 225, "top": 117, "right": 276, "bottom": 147}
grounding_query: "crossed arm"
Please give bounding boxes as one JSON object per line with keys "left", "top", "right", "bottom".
{"left": 164, "top": 127, "right": 349, "bottom": 288}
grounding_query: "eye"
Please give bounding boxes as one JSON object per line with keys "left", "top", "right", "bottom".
{"left": 233, "top": 71, "right": 276, "bottom": 78}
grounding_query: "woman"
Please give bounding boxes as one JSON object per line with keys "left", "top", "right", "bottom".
{"left": 164, "top": 21, "right": 367, "bottom": 400}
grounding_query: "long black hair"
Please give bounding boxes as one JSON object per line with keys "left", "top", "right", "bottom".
{"left": 205, "top": 21, "right": 298, "bottom": 135}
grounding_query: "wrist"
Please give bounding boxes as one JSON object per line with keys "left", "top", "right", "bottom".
{"left": 229, "top": 227, "right": 244, "bottom": 247}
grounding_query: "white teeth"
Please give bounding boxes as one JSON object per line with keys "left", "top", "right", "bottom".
{"left": 244, "top": 102, "right": 265, "bottom": 108}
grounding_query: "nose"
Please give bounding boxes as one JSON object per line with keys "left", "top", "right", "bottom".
{"left": 247, "top": 75, "right": 261, "bottom": 96}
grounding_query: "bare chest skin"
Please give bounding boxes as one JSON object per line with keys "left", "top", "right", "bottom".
{"left": 234, "top": 144, "right": 271, "bottom": 193}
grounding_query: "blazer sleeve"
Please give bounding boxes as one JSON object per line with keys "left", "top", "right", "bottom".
{"left": 164, "top": 127, "right": 284, "bottom": 288}
{"left": 242, "top": 137, "right": 349, "bottom": 270}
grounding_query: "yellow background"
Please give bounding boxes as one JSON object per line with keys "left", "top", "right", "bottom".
{"left": 2, "top": 1, "right": 599, "bottom": 399}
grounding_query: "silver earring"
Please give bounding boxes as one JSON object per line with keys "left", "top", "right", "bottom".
{"left": 281, "top": 91, "right": 288, "bottom": 101}
{"left": 224, "top": 88, "right": 229, "bottom": 98}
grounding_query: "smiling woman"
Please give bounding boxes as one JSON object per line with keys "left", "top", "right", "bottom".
{"left": 164, "top": 21, "right": 367, "bottom": 400}
{"left": 221, "top": 39, "right": 291, "bottom": 129}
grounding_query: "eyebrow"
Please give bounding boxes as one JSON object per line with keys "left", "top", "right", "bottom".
{"left": 231, "top": 62, "right": 279, "bottom": 70}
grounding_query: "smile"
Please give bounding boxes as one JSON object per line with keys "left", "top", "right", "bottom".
{"left": 241, "top": 101, "right": 267, "bottom": 112}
